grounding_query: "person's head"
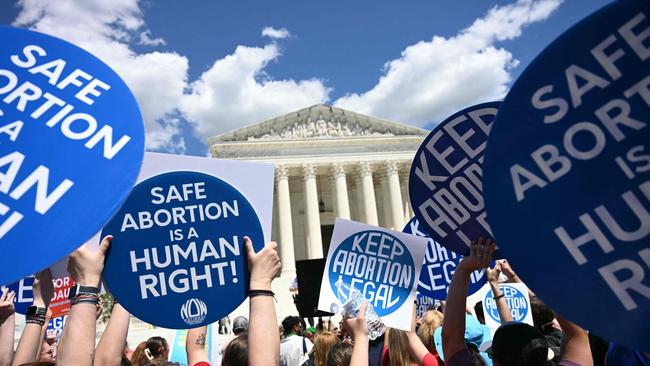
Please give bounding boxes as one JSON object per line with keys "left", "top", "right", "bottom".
{"left": 305, "top": 327, "right": 317, "bottom": 342}
{"left": 491, "top": 322, "right": 549, "bottom": 366}
{"left": 131, "top": 342, "right": 147, "bottom": 366}
{"left": 282, "top": 316, "right": 303, "bottom": 336}
{"left": 312, "top": 331, "right": 340, "bottom": 366}
{"left": 145, "top": 337, "right": 169, "bottom": 361}
{"left": 434, "top": 315, "right": 491, "bottom": 362}
{"left": 326, "top": 342, "right": 352, "bottom": 366}
{"left": 222, "top": 333, "right": 248, "bottom": 366}
{"left": 474, "top": 302, "right": 485, "bottom": 324}
{"left": 387, "top": 328, "right": 417, "bottom": 366}
{"left": 417, "top": 310, "right": 444, "bottom": 355}
{"left": 232, "top": 316, "right": 249, "bottom": 335}
{"left": 530, "top": 297, "right": 555, "bottom": 332}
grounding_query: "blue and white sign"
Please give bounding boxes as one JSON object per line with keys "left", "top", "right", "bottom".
{"left": 403, "top": 217, "right": 488, "bottom": 299}
{"left": 0, "top": 27, "right": 145, "bottom": 285}
{"left": 482, "top": 0, "right": 650, "bottom": 351}
{"left": 4, "top": 275, "right": 34, "bottom": 314}
{"left": 318, "top": 218, "right": 428, "bottom": 331}
{"left": 47, "top": 315, "right": 67, "bottom": 338}
{"left": 102, "top": 171, "right": 264, "bottom": 329}
{"left": 409, "top": 102, "right": 500, "bottom": 256}
{"left": 480, "top": 283, "right": 533, "bottom": 334}
{"left": 415, "top": 294, "right": 439, "bottom": 318}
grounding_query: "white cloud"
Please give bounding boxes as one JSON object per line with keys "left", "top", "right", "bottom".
{"left": 334, "top": 0, "right": 563, "bottom": 126}
{"left": 262, "top": 26, "right": 291, "bottom": 39}
{"left": 179, "top": 44, "right": 330, "bottom": 138}
{"left": 139, "top": 30, "right": 166, "bottom": 46}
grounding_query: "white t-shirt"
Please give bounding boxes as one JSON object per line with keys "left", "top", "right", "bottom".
{"left": 280, "top": 335, "right": 313, "bottom": 366}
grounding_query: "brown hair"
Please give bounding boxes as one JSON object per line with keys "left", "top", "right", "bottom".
{"left": 222, "top": 333, "right": 248, "bottom": 366}
{"left": 387, "top": 329, "right": 417, "bottom": 366}
{"left": 417, "top": 310, "right": 444, "bottom": 355}
{"left": 312, "top": 331, "right": 340, "bottom": 366}
{"left": 326, "top": 342, "right": 352, "bottom": 366}
{"left": 131, "top": 342, "right": 147, "bottom": 366}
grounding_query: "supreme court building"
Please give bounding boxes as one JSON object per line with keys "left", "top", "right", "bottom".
{"left": 207, "top": 104, "right": 428, "bottom": 316}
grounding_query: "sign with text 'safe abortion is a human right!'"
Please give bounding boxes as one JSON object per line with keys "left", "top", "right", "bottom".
{"left": 318, "top": 218, "right": 427, "bottom": 331}
{"left": 102, "top": 157, "right": 272, "bottom": 329}
{"left": 482, "top": 0, "right": 650, "bottom": 351}
{"left": 409, "top": 102, "right": 501, "bottom": 256}
{"left": 0, "top": 27, "right": 144, "bottom": 285}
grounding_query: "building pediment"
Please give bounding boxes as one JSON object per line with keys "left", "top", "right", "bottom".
{"left": 208, "top": 104, "right": 428, "bottom": 143}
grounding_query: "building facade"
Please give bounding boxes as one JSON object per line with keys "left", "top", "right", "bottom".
{"left": 208, "top": 104, "right": 427, "bottom": 317}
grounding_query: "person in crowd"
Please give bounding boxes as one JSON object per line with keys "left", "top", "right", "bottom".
{"left": 232, "top": 316, "right": 249, "bottom": 336}
{"left": 337, "top": 302, "right": 369, "bottom": 366}
{"left": 0, "top": 288, "right": 16, "bottom": 366}
{"left": 12, "top": 269, "right": 54, "bottom": 366}
{"left": 219, "top": 316, "right": 231, "bottom": 335}
{"left": 186, "top": 236, "right": 282, "bottom": 366}
{"left": 95, "top": 302, "right": 131, "bottom": 366}
{"left": 305, "top": 327, "right": 317, "bottom": 344}
{"left": 473, "top": 302, "right": 485, "bottom": 325}
{"left": 530, "top": 297, "right": 561, "bottom": 363}
{"left": 382, "top": 328, "right": 419, "bottom": 366}
{"left": 326, "top": 343, "right": 353, "bottom": 366}
{"left": 302, "top": 331, "right": 340, "bottom": 366}
{"left": 441, "top": 238, "right": 593, "bottom": 366}
{"left": 131, "top": 342, "right": 147, "bottom": 365}
{"left": 38, "top": 329, "right": 58, "bottom": 363}
{"left": 417, "top": 310, "right": 443, "bottom": 358}
{"left": 281, "top": 316, "right": 313, "bottom": 366}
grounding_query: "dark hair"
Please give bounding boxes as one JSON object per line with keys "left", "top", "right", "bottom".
{"left": 530, "top": 297, "right": 555, "bottom": 331}
{"left": 326, "top": 342, "right": 352, "bottom": 366}
{"left": 492, "top": 323, "right": 548, "bottom": 366}
{"left": 222, "top": 333, "right": 248, "bottom": 366}
{"left": 282, "top": 316, "right": 302, "bottom": 335}
{"left": 145, "top": 336, "right": 169, "bottom": 360}
{"left": 466, "top": 343, "right": 486, "bottom": 366}
{"left": 474, "top": 302, "right": 485, "bottom": 324}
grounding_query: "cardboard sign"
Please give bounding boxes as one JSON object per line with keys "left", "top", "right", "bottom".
{"left": 4, "top": 274, "right": 74, "bottom": 317}
{"left": 482, "top": 0, "right": 650, "bottom": 350}
{"left": 318, "top": 218, "right": 427, "bottom": 331}
{"left": 47, "top": 315, "right": 67, "bottom": 338}
{"left": 409, "top": 102, "right": 500, "bottom": 255}
{"left": 102, "top": 170, "right": 265, "bottom": 329}
{"left": 478, "top": 283, "right": 534, "bottom": 335}
{"left": 0, "top": 27, "right": 145, "bottom": 285}
{"left": 415, "top": 294, "right": 439, "bottom": 318}
{"left": 403, "top": 217, "right": 488, "bottom": 299}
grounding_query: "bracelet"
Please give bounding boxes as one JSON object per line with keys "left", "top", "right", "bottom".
{"left": 493, "top": 294, "right": 505, "bottom": 300}
{"left": 71, "top": 293, "right": 100, "bottom": 306}
{"left": 249, "top": 289, "right": 274, "bottom": 298}
{"left": 26, "top": 315, "right": 46, "bottom": 326}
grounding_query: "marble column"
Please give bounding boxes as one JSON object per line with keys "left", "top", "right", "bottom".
{"left": 275, "top": 165, "right": 295, "bottom": 275}
{"left": 359, "top": 161, "right": 379, "bottom": 226}
{"left": 303, "top": 163, "right": 323, "bottom": 259}
{"left": 401, "top": 169, "right": 413, "bottom": 220}
{"left": 331, "top": 163, "right": 351, "bottom": 220}
{"left": 385, "top": 161, "right": 405, "bottom": 230}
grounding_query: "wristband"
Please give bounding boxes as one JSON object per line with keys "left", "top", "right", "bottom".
{"left": 25, "top": 317, "right": 46, "bottom": 326}
{"left": 249, "top": 289, "right": 275, "bottom": 298}
{"left": 68, "top": 284, "right": 100, "bottom": 301}
{"left": 26, "top": 306, "right": 47, "bottom": 317}
{"left": 493, "top": 294, "right": 505, "bottom": 300}
{"left": 71, "top": 293, "right": 100, "bottom": 306}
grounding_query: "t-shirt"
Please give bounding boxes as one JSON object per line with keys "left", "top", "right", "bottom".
{"left": 194, "top": 362, "right": 210, "bottom": 366}
{"left": 280, "top": 335, "right": 313, "bottom": 366}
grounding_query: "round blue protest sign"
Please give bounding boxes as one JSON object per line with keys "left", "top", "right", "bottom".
{"left": 403, "top": 217, "right": 488, "bottom": 299}
{"left": 0, "top": 27, "right": 144, "bottom": 285}
{"left": 409, "top": 102, "right": 501, "bottom": 256}
{"left": 102, "top": 171, "right": 264, "bottom": 329}
{"left": 483, "top": 285, "right": 529, "bottom": 324}
{"left": 327, "top": 230, "right": 416, "bottom": 317}
{"left": 482, "top": 0, "right": 650, "bottom": 350}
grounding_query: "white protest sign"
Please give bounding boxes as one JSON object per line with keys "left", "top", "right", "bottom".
{"left": 318, "top": 218, "right": 428, "bottom": 331}
{"left": 478, "top": 282, "right": 534, "bottom": 334}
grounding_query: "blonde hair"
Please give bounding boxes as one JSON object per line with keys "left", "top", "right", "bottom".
{"left": 418, "top": 310, "right": 444, "bottom": 355}
{"left": 313, "top": 331, "right": 340, "bottom": 366}
{"left": 387, "top": 329, "right": 417, "bottom": 366}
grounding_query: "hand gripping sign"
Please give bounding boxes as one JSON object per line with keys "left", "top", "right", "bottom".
{"left": 0, "top": 27, "right": 144, "bottom": 285}
{"left": 403, "top": 217, "right": 488, "bottom": 299}
{"left": 482, "top": 0, "right": 650, "bottom": 351}
{"left": 409, "top": 102, "right": 501, "bottom": 256}
{"left": 318, "top": 218, "right": 427, "bottom": 331}
{"left": 102, "top": 171, "right": 264, "bottom": 329}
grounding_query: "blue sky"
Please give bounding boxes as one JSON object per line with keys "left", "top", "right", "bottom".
{"left": 1, "top": 0, "right": 611, "bottom": 156}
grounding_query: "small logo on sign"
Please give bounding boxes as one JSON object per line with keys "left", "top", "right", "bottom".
{"left": 180, "top": 298, "right": 207, "bottom": 325}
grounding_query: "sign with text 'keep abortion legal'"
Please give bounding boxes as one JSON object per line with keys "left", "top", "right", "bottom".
{"left": 403, "top": 217, "right": 488, "bottom": 300}
{"left": 318, "top": 218, "right": 427, "bottom": 331}
{"left": 0, "top": 27, "right": 144, "bottom": 285}
{"left": 102, "top": 171, "right": 264, "bottom": 329}
{"left": 482, "top": 0, "right": 650, "bottom": 351}
{"left": 479, "top": 283, "right": 533, "bottom": 335}
{"left": 410, "top": 102, "right": 501, "bottom": 256}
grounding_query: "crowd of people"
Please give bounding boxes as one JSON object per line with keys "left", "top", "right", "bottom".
{"left": 0, "top": 236, "right": 648, "bottom": 366}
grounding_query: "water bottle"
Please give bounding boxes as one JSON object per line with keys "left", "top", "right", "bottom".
{"left": 335, "top": 279, "right": 385, "bottom": 340}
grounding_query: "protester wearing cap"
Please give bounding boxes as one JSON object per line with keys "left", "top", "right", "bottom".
{"left": 434, "top": 314, "right": 492, "bottom": 365}
{"left": 233, "top": 316, "right": 249, "bottom": 335}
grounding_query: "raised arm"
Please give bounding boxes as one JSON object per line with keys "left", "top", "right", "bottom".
{"left": 556, "top": 314, "right": 593, "bottom": 366}
{"left": 246, "top": 237, "right": 282, "bottom": 366}
{"left": 94, "top": 302, "right": 130, "bottom": 366}
{"left": 342, "top": 302, "right": 369, "bottom": 366}
{"left": 0, "top": 289, "right": 16, "bottom": 366}
{"left": 441, "top": 238, "right": 494, "bottom": 360}
{"left": 12, "top": 270, "right": 53, "bottom": 366}
{"left": 57, "top": 235, "right": 111, "bottom": 366}
{"left": 186, "top": 326, "right": 209, "bottom": 366}
{"left": 407, "top": 303, "right": 437, "bottom": 365}
{"left": 487, "top": 262, "right": 512, "bottom": 323}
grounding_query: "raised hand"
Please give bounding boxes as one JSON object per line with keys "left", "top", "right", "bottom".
{"left": 486, "top": 263, "right": 501, "bottom": 284}
{"left": 0, "top": 288, "right": 15, "bottom": 323}
{"left": 497, "top": 259, "right": 518, "bottom": 281}
{"left": 67, "top": 235, "right": 112, "bottom": 287}
{"left": 458, "top": 237, "right": 495, "bottom": 273}
{"left": 32, "top": 269, "right": 54, "bottom": 308}
{"left": 245, "top": 236, "right": 281, "bottom": 291}
{"left": 343, "top": 301, "right": 368, "bottom": 340}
